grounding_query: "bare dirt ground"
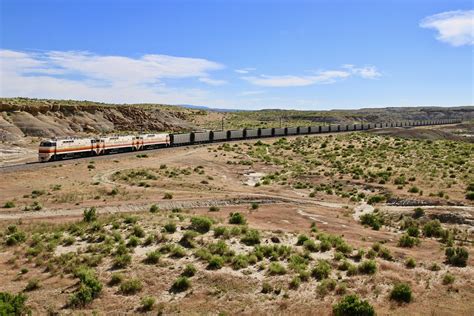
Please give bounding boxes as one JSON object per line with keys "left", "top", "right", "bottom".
{"left": 0, "top": 130, "right": 473, "bottom": 315}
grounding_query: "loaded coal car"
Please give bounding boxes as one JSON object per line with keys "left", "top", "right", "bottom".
{"left": 273, "top": 127, "right": 286, "bottom": 136}
{"left": 211, "top": 130, "right": 227, "bottom": 142}
{"left": 285, "top": 127, "right": 298, "bottom": 136}
{"left": 309, "top": 126, "right": 321, "bottom": 134}
{"left": 227, "top": 129, "right": 244, "bottom": 140}
{"left": 329, "top": 125, "right": 339, "bottom": 132}
{"left": 170, "top": 133, "right": 192, "bottom": 146}
{"left": 244, "top": 128, "right": 259, "bottom": 139}
{"left": 321, "top": 125, "right": 330, "bottom": 133}
{"left": 259, "top": 128, "right": 273, "bottom": 137}
{"left": 297, "top": 126, "right": 309, "bottom": 134}
{"left": 192, "top": 131, "right": 211, "bottom": 143}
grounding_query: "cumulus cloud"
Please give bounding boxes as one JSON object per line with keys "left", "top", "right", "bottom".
{"left": 0, "top": 49, "right": 225, "bottom": 103}
{"left": 420, "top": 10, "right": 474, "bottom": 46}
{"left": 242, "top": 65, "right": 380, "bottom": 87}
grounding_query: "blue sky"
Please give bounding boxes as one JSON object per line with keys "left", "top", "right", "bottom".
{"left": 1, "top": 0, "right": 472, "bottom": 110}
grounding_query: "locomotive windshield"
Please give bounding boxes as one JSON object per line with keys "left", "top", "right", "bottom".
{"left": 40, "top": 141, "right": 56, "bottom": 147}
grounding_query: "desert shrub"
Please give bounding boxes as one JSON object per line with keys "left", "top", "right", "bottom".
{"left": 182, "top": 264, "right": 197, "bottom": 277}
{"left": 0, "top": 292, "right": 29, "bottom": 315}
{"left": 144, "top": 250, "right": 161, "bottom": 264}
{"left": 429, "top": 263, "right": 441, "bottom": 271}
{"left": 109, "top": 273, "right": 124, "bottom": 286}
{"left": 261, "top": 282, "right": 273, "bottom": 294}
{"left": 466, "top": 192, "right": 474, "bottom": 200}
{"left": 3, "top": 201, "right": 15, "bottom": 208}
{"left": 333, "top": 294, "right": 375, "bottom": 316}
{"left": 132, "top": 225, "right": 145, "bottom": 238}
{"left": 232, "top": 254, "right": 249, "bottom": 270}
{"left": 406, "top": 226, "right": 420, "bottom": 237}
{"left": 390, "top": 283, "right": 412, "bottom": 303}
{"left": 113, "top": 254, "right": 132, "bottom": 269}
{"left": 378, "top": 247, "right": 393, "bottom": 261}
{"left": 170, "top": 245, "right": 186, "bottom": 258}
{"left": 83, "top": 207, "right": 97, "bottom": 222}
{"left": 140, "top": 296, "right": 155, "bottom": 311}
{"left": 5, "top": 228, "right": 26, "bottom": 246}
{"left": 367, "top": 195, "right": 385, "bottom": 205}
{"left": 445, "top": 247, "right": 468, "bottom": 267}
{"left": 289, "top": 276, "right": 301, "bottom": 289}
{"left": 398, "top": 234, "right": 420, "bottom": 248}
{"left": 179, "top": 230, "right": 199, "bottom": 248}
{"left": 442, "top": 273, "right": 455, "bottom": 285}
{"left": 207, "top": 255, "right": 224, "bottom": 270}
{"left": 317, "top": 278, "right": 336, "bottom": 296}
{"left": 123, "top": 215, "right": 138, "bottom": 224}
{"left": 24, "top": 278, "right": 40, "bottom": 291}
{"left": 119, "top": 279, "right": 142, "bottom": 295}
{"left": 360, "top": 213, "right": 383, "bottom": 230}
{"left": 209, "top": 206, "right": 220, "bottom": 212}
{"left": 241, "top": 229, "right": 261, "bottom": 246}
{"left": 408, "top": 186, "right": 419, "bottom": 194}
{"left": 251, "top": 202, "right": 259, "bottom": 210}
{"left": 127, "top": 236, "right": 140, "bottom": 248}
{"left": 229, "top": 212, "right": 246, "bottom": 225}
{"left": 423, "top": 220, "right": 443, "bottom": 238}
{"left": 413, "top": 207, "right": 425, "bottom": 219}
{"left": 358, "top": 260, "right": 377, "bottom": 275}
{"left": 163, "top": 193, "right": 173, "bottom": 199}
{"left": 164, "top": 222, "right": 177, "bottom": 233}
{"left": 149, "top": 204, "right": 159, "bottom": 213}
{"left": 170, "top": 276, "right": 190, "bottom": 293}
{"left": 268, "top": 262, "right": 286, "bottom": 275}
{"left": 311, "top": 260, "right": 331, "bottom": 280}
{"left": 303, "top": 239, "right": 318, "bottom": 252}
{"left": 405, "top": 258, "right": 416, "bottom": 269}
{"left": 190, "top": 216, "right": 213, "bottom": 233}
{"left": 296, "top": 234, "right": 309, "bottom": 245}
{"left": 213, "top": 226, "right": 229, "bottom": 238}
{"left": 69, "top": 268, "right": 103, "bottom": 307}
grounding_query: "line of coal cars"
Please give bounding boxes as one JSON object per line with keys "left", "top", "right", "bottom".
{"left": 170, "top": 119, "right": 461, "bottom": 145}
{"left": 38, "top": 119, "right": 460, "bottom": 162}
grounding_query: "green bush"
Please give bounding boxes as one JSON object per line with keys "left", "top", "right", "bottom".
{"left": 268, "top": 262, "right": 286, "bottom": 275}
{"left": 333, "top": 294, "right": 375, "bottom": 316}
{"left": 3, "top": 201, "right": 15, "bottom": 208}
{"left": 423, "top": 220, "right": 443, "bottom": 238}
{"left": 182, "top": 264, "right": 197, "bottom": 277}
{"left": 0, "top": 292, "right": 29, "bottom": 315}
{"left": 229, "top": 212, "right": 247, "bottom": 225}
{"left": 69, "top": 267, "right": 103, "bottom": 307}
{"left": 140, "top": 296, "right": 155, "bottom": 311}
{"left": 190, "top": 216, "right": 213, "bottom": 233}
{"left": 296, "top": 234, "right": 309, "bottom": 245}
{"left": 164, "top": 222, "right": 177, "bottom": 233}
{"left": 406, "top": 226, "right": 420, "bottom": 237}
{"left": 317, "top": 278, "right": 337, "bottom": 296}
{"left": 360, "top": 213, "right": 383, "bottom": 230}
{"left": 405, "top": 258, "right": 416, "bottom": 269}
{"left": 398, "top": 234, "right": 420, "bottom": 248}
{"left": 207, "top": 254, "right": 225, "bottom": 269}
{"left": 149, "top": 204, "right": 159, "bottom": 213}
{"left": 303, "top": 239, "right": 318, "bottom": 252}
{"left": 311, "top": 260, "right": 331, "bottom": 280}
{"left": 144, "top": 250, "right": 161, "bottom": 264}
{"left": 119, "top": 279, "right": 143, "bottom": 295}
{"left": 466, "top": 192, "right": 474, "bottom": 200}
{"left": 24, "top": 278, "right": 40, "bottom": 292}
{"left": 261, "top": 282, "right": 273, "bottom": 294}
{"left": 251, "top": 202, "right": 259, "bottom": 210}
{"left": 109, "top": 273, "right": 124, "bottom": 286}
{"left": 163, "top": 193, "right": 173, "bottom": 199}
{"left": 390, "top": 283, "right": 412, "bottom": 303}
{"left": 358, "top": 260, "right": 377, "bottom": 275}
{"left": 241, "top": 229, "right": 261, "bottom": 246}
{"left": 170, "top": 276, "right": 190, "bottom": 293}
{"left": 209, "top": 206, "right": 220, "bottom": 212}
{"left": 132, "top": 225, "right": 145, "bottom": 238}
{"left": 232, "top": 254, "right": 249, "bottom": 270}
{"left": 113, "top": 254, "right": 132, "bottom": 269}
{"left": 445, "top": 247, "right": 468, "bottom": 267}
{"left": 83, "top": 207, "right": 97, "bottom": 222}
{"left": 367, "top": 195, "right": 385, "bottom": 205}
{"left": 442, "top": 273, "right": 455, "bottom": 285}
{"left": 412, "top": 207, "right": 425, "bottom": 219}
{"left": 408, "top": 186, "right": 419, "bottom": 194}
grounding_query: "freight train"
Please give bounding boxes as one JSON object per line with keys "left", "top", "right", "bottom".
{"left": 37, "top": 119, "right": 461, "bottom": 162}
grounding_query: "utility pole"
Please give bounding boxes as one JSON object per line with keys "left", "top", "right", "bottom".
{"left": 279, "top": 117, "right": 282, "bottom": 128}
{"left": 221, "top": 117, "right": 224, "bottom": 131}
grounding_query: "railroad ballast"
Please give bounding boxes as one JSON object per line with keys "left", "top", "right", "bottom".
{"left": 37, "top": 119, "right": 461, "bottom": 162}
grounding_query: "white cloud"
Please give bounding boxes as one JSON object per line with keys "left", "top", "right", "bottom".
{"left": 420, "top": 10, "right": 474, "bottom": 46}
{"left": 242, "top": 65, "right": 380, "bottom": 87}
{"left": 235, "top": 67, "right": 256, "bottom": 74}
{"left": 0, "top": 49, "right": 224, "bottom": 104}
{"left": 198, "top": 77, "right": 227, "bottom": 86}
{"left": 240, "top": 90, "right": 266, "bottom": 96}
